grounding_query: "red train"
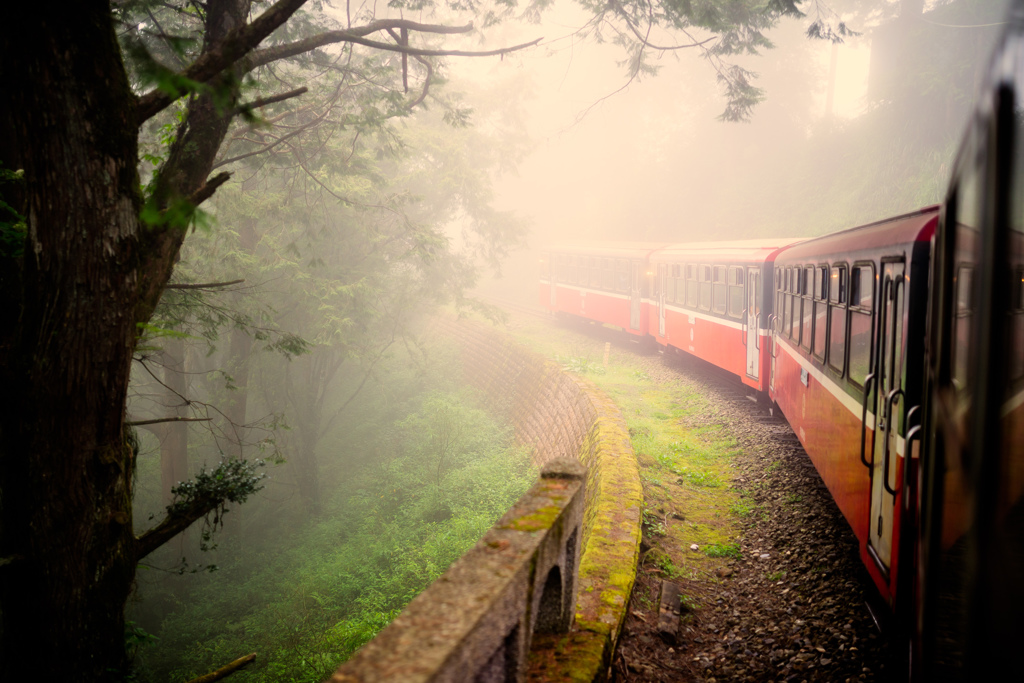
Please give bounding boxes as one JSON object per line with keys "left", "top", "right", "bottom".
{"left": 539, "top": 5, "right": 1024, "bottom": 677}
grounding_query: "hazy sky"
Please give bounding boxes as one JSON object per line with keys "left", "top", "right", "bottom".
{"left": 435, "top": 0, "right": 1007, "bottom": 258}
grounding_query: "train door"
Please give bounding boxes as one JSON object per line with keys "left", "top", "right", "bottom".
{"left": 746, "top": 267, "right": 760, "bottom": 379}
{"left": 657, "top": 264, "right": 667, "bottom": 337}
{"left": 770, "top": 271, "right": 783, "bottom": 392}
{"left": 630, "top": 261, "right": 642, "bottom": 331}
{"left": 868, "top": 259, "right": 906, "bottom": 570}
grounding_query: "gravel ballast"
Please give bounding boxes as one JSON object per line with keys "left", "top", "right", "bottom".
{"left": 610, "top": 350, "right": 901, "bottom": 683}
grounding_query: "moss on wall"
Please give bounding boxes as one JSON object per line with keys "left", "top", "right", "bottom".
{"left": 431, "top": 316, "right": 642, "bottom": 682}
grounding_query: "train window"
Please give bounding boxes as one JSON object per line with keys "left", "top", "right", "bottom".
{"left": 829, "top": 266, "right": 847, "bottom": 304}
{"left": 686, "top": 265, "right": 699, "bottom": 308}
{"left": 602, "top": 258, "right": 614, "bottom": 290}
{"left": 813, "top": 299, "right": 828, "bottom": 360}
{"left": 713, "top": 266, "right": 728, "bottom": 314}
{"left": 814, "top": 266, "right": 827, "bottom": 300}
{"left": 567, "top": 255, "right": 578, "bottom": 284}
{"left": 1017, "top": 267, "right": 1024, "bottom": 311}
{"left": 828, "top": 265, "right": 848, "bottom": 375}
{"left": 728, "top": 266, "right": 744, "bottom": 319}
{"left": 540, "top": 252, "right": 549, "bottom": 279}
{"left": 700, "top": 265, "right": 712, "bottom": 311}
{"left": 578, "top": 256, "right": 587, "bottom": 285}
{"left": 615, "top": 260, "right": 629, "bottom": 292}
{"left": 850, "top": 264, "right": 875, "bottom": 311}
{"left": 672, "top": 264, "right": 681, "bottom": 278}
{"left": 848, "top": 263, "right": 874, "bottom": 388}
{"left": 953, "top": 264, "right": 974, "bottom": 389}
{"left": 1013, "top": 267, "right": 1024, "bottom": 381}
{"left": 800, "top": 267, "right": 814, "bottom": 352}
{"left": 786, "top": 270, "right": 794, "bottom": 339}
{"left": 812, "top": 266, "right": 828, "bottom": 358}
{"left": 588, "top": 258, "right": 599, "bottom": 288}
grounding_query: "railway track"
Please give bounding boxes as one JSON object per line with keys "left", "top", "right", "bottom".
{"left": 486, "top": 301, "right": 899, "bottom": 681}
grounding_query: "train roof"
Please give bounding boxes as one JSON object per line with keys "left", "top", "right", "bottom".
{"left": 651, "top": 237, "right": 805, "bottom": 263}
{"left": 775, "top": 206, "right": 939, "bottom": 262}
{"left": 543, "top": 242, "right": 671, "bottom": 259}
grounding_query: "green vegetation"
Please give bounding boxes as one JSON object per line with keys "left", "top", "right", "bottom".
{"left": 729, "top": 498, "right": 756, "bottom": 518}
{"left": 130, "top": 369, "right": 535, "bottom": 683}
{"left": 703, "top": 543, "right": 742, "bottom": 560}
{"left": 507, "top": 319, "right": 749, "bottom": 592}
{"left": 557, "top": 354, "right": 607, "bottom": 375}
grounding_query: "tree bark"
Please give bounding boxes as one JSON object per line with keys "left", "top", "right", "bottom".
{"left": 0, "top": 1, "right": 261, "bottom": 678}
{"left": 0, "top": 3, "right": 145, "bottom": 678}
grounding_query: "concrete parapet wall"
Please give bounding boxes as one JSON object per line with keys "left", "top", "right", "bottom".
{"left": 328, "top": 317, "right": 642, "bottom": 682}
{"left": 331, "top": 459, "right": 586, "bottom": 683}
{"left": 436, "top": 317, "right": 643, "bottom": 681}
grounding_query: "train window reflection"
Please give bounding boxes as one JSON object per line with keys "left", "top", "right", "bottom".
{"left": 713, "top": 266, "right": 727, "bottom": 314}
{"left": 686, "top": 265, "right": 699, "bottom": 308}
{"left": 728, "top": 266, "right": 744, "bottom": 318}
{"left": 828, "top": 265, "right": 848, "bottom": 375}
{"left": 616, "top": 260, "right": 630, "bottom": 292}
{"left": 851, "top": 264, "right": 875, "bottom": 311}
{"left": 953, "top": 264, "right": 974, "bottom": 390}
{"left": 700, "top": 265, "right": 712, "bottom": 311}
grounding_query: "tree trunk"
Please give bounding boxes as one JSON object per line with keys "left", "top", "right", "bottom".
{"left": 0, "top": 4, "right": 145, "bottom": 678}
{"left": 161, "top": 337, "right": 191, "bottom": 504}
{"left": 222, "top": 219, "right": 257, "bottom": 460}
{"left": 0, "top": 1, "right": 252, "bottom": 677}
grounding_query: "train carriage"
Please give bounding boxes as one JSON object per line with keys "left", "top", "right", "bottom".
{"left": 539, "top": 243, "right": 668, "bottom": 337}
{"left": 915, "top": 6, "right": 1024, "bottom": 677}
{"left": 768, "top": 208, "right": 937, "bottom": 608}
{"left": 649, "top": 239, "right": 799, "bottom": 393}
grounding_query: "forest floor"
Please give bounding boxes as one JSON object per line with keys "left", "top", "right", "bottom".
{"left": 500, "top": 310, "right": 901, "bottom": 683}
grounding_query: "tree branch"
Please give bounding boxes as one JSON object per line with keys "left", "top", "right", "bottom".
{"left": 166, "top": 279, "right": 245, "bottom": 290}
{"left": 135, "top": 498, "right": 213, "bottom": 560}
{"left": 306, "top": 34, "right": 543, "bottom": 61}
{"left": 185, "top": 653, "right": 257, "bottom": 683}
{"left": 136, "top": 0, "right": 311, "bottom": 123}
{"left": 126, "top": 416, "right": 213, "bottom": 426}
{"left": 235, "top": 86, "right": 308, "bottom": 114}
{"left": 243, "top": 19, "right": 475, "bottom": 70}
{"left": 189, "top": 171, "right": 232, "bottom": 207}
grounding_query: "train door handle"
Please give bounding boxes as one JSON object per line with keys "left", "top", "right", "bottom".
{"left": 741, "top": 307, "right": 747, "bottom": 346}
{"left": 882, "top": 387, "right": 904, "bottom": 496}
{"left": 859, "top": 373, "right": 876, "bottom": 469}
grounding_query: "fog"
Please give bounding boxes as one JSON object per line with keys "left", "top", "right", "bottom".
{"left": 458, "top": 0, "right": 1010, "bottom": 300}
{"left": 117, "top": 1, "right": 1012, "bottom": 679}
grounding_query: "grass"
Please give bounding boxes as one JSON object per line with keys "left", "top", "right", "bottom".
{"left": 729, "top": 499, "right": 756, "bottom": 517}
{"left": 503, "top": 314, "right": 749, "bottom": 604}
{"left": 703, "top": 543, "right": 742, "bottom": 559}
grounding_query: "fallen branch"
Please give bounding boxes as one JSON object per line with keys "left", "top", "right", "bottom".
{"left": 185, "top": 653, "right": 257, "bottom": 683}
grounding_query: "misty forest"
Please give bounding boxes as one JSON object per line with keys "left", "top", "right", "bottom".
{"left": 0, "top": 0, "right": 1007, "bottom": 681}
